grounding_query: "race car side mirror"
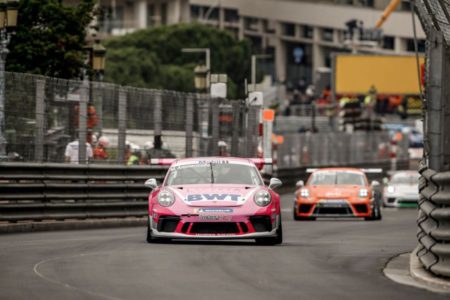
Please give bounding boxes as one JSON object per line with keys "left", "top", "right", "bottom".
{"left": 296, "top": 180, "right": 304, "bottom": 188}
{"left": 144, "top": 178, "right": 158, "bottom": 189}
{"left": 269, "top": 178, "right": 282, "bottom": 190}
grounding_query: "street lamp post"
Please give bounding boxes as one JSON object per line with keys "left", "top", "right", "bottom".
{"left": 182, "top": 48, "right": 211, "bottom": 156}
{"left": 0, "top": 1, "right": 18, "bottom": 158}
{"left": 181, "top": 48, "right": 210, "bottom": 89}
{"left": 91, "top": 40, "right": 106, "bottom": 137}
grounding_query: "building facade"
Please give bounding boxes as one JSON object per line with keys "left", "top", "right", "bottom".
{"left": 81, "top": 0, "right": 426, "bottom": 88}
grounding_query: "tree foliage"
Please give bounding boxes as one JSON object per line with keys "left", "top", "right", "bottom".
{"left": 104, "top": 23, "right": 252, "bottom": 98}
{"left": 6, "top": 0, "right": 96, "bottom": 79}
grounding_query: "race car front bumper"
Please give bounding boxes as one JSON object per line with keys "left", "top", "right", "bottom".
{"left": 149, "top": 214, "right": 280, "bottom": 240}
{"left": 383, "top": 195, "right": 419, "bottom": 207}
{"left": 295, "top": 199, "right": 372, "bottom": 218}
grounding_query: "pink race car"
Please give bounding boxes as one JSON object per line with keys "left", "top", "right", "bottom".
{"left": 145, "top": 157, "right": 283, "bottom": 245}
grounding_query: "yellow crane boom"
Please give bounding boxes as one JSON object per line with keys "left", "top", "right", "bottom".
{"left": 375, "top": 0, "right": 401, "bottom": 28}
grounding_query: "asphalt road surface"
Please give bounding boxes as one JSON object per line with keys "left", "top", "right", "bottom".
{"left": 0, "top": 194, "right": 446, "bottom": 300}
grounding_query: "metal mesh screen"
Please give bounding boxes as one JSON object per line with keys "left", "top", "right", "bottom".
{"left": 2, "top": 72, "right": 258, "bottom": 164}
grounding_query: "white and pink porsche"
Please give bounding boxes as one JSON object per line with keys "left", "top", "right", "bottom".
{"left": 144, "top": 157, "right": 283, "bottom": 245}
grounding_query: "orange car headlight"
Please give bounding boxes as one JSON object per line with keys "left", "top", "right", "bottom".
{"left": 359, "top": 189, "right": 368, "bottom": 198}
{"left": 300, "top": 188, "right": 309, "bottom": 198}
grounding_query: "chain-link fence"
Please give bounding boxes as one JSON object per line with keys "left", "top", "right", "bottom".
{"left": 275, "top": 131, "right": 407, "bottom": 169}
{"left": 2, "top": 72, "right": 259, "bottom": 164}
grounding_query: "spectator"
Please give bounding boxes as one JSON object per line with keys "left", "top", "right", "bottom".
{"left": 218, "top": 140, "right": 230, "bottom": 157}
{"left": 146, "top": 136, "right": 176, "bottom": 159}
{"left": 93, "top": 136, "right": 109, "bottom": 160}
{"left": 64, "top": 139, "right": 93, "bottom": 164}
{"left": 127, "top": 149, "right": 142, "bottom": 166}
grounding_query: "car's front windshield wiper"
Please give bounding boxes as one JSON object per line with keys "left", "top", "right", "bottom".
{"left": 210, "top": 162, "right": 215, "bottom": 184}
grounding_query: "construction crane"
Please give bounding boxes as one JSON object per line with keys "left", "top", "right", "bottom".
{"left": 375, "top": 0, "right": 401, "bottom": 28}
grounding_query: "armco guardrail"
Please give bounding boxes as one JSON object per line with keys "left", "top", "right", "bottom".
{"left": 0, "top": 163, "right": 167, "bottom": 222}
{"left": 417, "top": 162, "right": 450, "bottom": 277}
{"left": 0, "top": 160, "right": 409, "bottom": 226}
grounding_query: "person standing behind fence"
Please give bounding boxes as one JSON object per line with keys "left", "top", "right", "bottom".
{"left": 64, "top": 140, "right": 93, "bottom": 164}
{"left": 93, "top": 136, "right": 109, "bottom": 161}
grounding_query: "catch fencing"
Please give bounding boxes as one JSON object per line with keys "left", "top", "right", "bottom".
{"left": 275, "top": 131, "right": 408, "bottom": 169}
{"left": 415, "top": 0, "right": 450, "bottom": 278}
{"left": 2, "top": 72, "right": 259, "bottom": 164}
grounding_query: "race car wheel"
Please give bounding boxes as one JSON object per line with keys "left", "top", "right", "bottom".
{"left": 365, "top": 202, "right": 382, "bottom": 221}
{"left": 255, "top": 217, "right": 283, "bottom": 245}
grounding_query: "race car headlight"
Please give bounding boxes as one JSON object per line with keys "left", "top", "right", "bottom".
{"left": 158, "top": 190, "right": 175, "bottom": 207}
{"left": 359, "top": 189, "right": 368, "bottom": 198}
{"left": 300, "top": 188, "right": 309, "bottom": 198}
{"left": 254, "top": 190, "right": 272, "bottom": 207}
{"left": 387, "top": 186, "right": 395, "bottom": 194}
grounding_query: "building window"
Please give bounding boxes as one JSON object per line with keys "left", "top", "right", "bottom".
{"left": 282, "top": 22, "right": 296, "bottom": 37}
{"left": 302, "top": 25, "right": 313, "bottom": 39}
{"left": 263, "top": 20, "right": 276, "bottom": 33}
{"left": 205, "top": 7, "right": 219, "bottom": 21}
{"left": 147, "top": 4, "right": 155, "bottom": 26}
{"left": 383, "top": 36, "right": 395, "bottom": 50}
{"left": 322, "top": 28, "right": 334, "bottom": 42}
{"left": 161, "top": 3, "right": 167, "bottom": 25}
{"left": 400, "top": 0, "right": 412, "bottom": 11}
{"left": 190, "top": 5, "right": 201, "bottom": 21}
{"left": 406, "top": 38, "right": 425, "bottom": 53}
{"left": 224, "top": 8, "right": 239, "bottom": 23}
{"left": 244, "top": 17, "right": 259, "bottom": 31}
{"left": 357, "top": 0, "right": 374, "bottom": 7}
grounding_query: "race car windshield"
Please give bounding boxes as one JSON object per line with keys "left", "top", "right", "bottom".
{"left": 309, "top": 171, "right": 366, "bottom": 186}
{"left": 165, "top": 163, "right": 263, "bottom": 186}
{"left": 391, "top": 174, "right": 419, "bottom": 184}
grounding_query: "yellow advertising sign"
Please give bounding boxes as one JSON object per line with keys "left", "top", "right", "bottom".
{"left": 335, "top": 55, "right": 424, "bottom": 95}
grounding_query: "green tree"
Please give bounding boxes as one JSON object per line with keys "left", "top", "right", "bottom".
{"left": 6, "top": 0, "right": 97, "bottom": 79}
{"left": 104, "top": 23, "right": 252, "bottom": 98}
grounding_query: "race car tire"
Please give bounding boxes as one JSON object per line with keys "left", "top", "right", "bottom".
{"left": 255, "top": 217, "right": 283, "bottom": 245}
{"left": 365, "top": 202, "right": 382, "bottom": 221}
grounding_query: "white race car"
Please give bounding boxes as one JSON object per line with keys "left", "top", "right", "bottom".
{"left": 383, "top": 171, "right": 419, "bottom": 207}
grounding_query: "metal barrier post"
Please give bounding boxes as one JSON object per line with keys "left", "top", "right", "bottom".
{"left": 78, "top": 81, "right": 88, "bottom": 164}
{"left": 154, "top": 92, "right": 162, "bottom": 140}
{"left": 34, "top": 79, "right": 45, "bottom": 162}
{"left": 185, "top": 94, "right": 194, "bottom": 158}
{"left": 118, "top": 87, "right": 127, "bottom": 164}
{"left": 231, "top": 101, "right": 240, "bottom": 156}
{"left": 211, "top": 98, "right": 220, "bottom": 156}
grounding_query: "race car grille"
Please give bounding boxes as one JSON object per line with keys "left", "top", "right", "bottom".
{"left": 387, "top": 197, "right": 396, "bottom": 203}
{"left": 190, "top": 222, "right": 239, "bottom": 234}
{"left": 249, "top": 216, "right": 272, "bottom": 232}
{"left": 239, "top": 222, "right": 249, "bottom": 233}
{"left": 354, "top": 204, "right": 368, "bottom": 214}
{"left": 298, "top": 204, "right": 313, "bottom": 213}
{"left": 157, "top": 216, "right": 180, "bottom": 232}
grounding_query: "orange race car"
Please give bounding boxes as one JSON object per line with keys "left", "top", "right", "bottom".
{"left": 293, "top": 168, "right": 382, "bottom": 221}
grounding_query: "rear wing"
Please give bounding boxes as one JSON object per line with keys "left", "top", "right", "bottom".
{"left": 149, "top": 158, "right": 177, "bottom": 166}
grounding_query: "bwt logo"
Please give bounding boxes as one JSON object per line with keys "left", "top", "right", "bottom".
{"left": 187, "top": 194, "right": 241, "bottom": 202}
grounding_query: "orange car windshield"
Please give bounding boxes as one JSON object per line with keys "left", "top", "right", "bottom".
{"left": 309, "top": 171, "right": 366, "bottom": 186}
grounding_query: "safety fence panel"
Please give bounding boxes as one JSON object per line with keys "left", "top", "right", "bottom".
{"left": 275, "top": 131, "right": 402, "bottom": 169}
{"left": 2, "top": 72, "right": 255, "bottom": 164}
